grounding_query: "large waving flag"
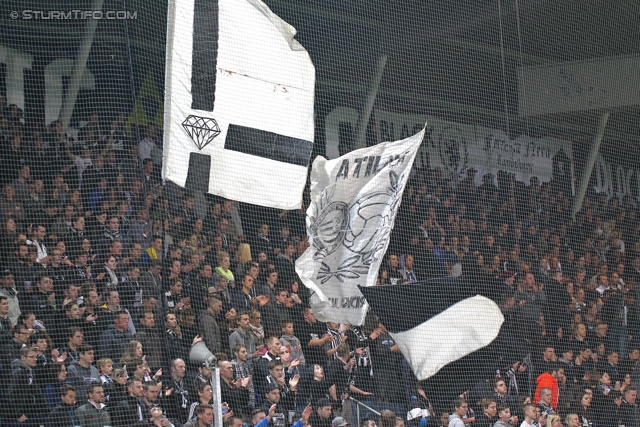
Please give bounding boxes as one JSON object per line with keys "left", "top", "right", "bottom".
{"left": 296, "top": 129, "right": 424, "bottom": 326}
{"left": 163, "top": 0, "right": 315, "bottom": 209}
{"left": 359, "top": 277, "right": 504, "bottom": 383}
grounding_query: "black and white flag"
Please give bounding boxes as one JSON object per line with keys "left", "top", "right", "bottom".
{"left": 296, "top": 130, "right": 424, "bottom": 326}
{"left": 359, "top": 277, "right": 504, "bottom": 382}
{"left": 163, "top": 0, "right": 315, "bottom": 209}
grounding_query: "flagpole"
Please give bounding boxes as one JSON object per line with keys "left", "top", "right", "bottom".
{"left": 355, "top": 54, "right": 388, "bottom": 149}
{"left": 571, "top": 112, "right": 609, "bottom": 219}
{"left": 59, "top": 0, "right": 104, "bottom": 131}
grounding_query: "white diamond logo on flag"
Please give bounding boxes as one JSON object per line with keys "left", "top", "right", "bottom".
{"left": 182, "top": 115, "right": 221, "bottom": 150}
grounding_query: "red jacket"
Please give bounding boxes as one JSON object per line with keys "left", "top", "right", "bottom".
{"left": 534, "top": 372, "right": 559, "bottom": 409}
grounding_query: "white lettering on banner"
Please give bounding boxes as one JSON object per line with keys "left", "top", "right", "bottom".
{"left": 0, "top": 45, "right": 97, "bottom": 125}
{"left": 44, "top": 59, "right": 95, "bottom": 124}
{"left": 325, "top": 107, "right": 573, "bottom": 187}
{"left": 593, "top": 153, "right": 640, "bottom": 202}
{"left": 0, "top": 46, "right": 33, "bottom": 111}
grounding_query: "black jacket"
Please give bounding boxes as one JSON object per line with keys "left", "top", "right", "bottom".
{"left": 113, "top": 394, "right": 144, "bottom": 427}
{"left": 48, "top": 402, "right": 77, "bottom": 427}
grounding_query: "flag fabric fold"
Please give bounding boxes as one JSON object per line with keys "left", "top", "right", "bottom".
{"left": 359, "top": 277, "right": 504, "bottom": 381}
{"left": 163, "top": 0, "right": 315, "bottom": 209}
{"left": 296, "top": 129, "right": 425, "bottom": 326}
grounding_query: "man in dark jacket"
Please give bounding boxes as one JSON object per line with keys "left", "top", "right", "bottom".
{"left": 67, "top": 343, "right": 100, "bottom": 401}
{"left": 260, "top": 383, "right": 288, "bottom": 427}
{"left": 220, "top": 359, "right": 251, "bottom": 416}
{"left": 75, "top": 383, "right": 112, "bottom": 427}
{"left": 619, "top": 387, "right": 640, "bottom": 427}
{"left": 48, "top": 384, "right": 77, "bottom": 427}
{"left": 254, "top": 337, "right": 283, "bottom": 395}
{"left": 134, "top": 309, "right": 164, "bottom": 371}
{"left": 198, "top": 296, "right": 223, "bottom": 356}
{"left": 113, "top": 378, "right": 145, "bottom": 427}
{"left": 5, "top": 346, "right": 48, "bottom": 426}
{"left": 98, "top": 310, "right": 133, "bottom": 361}
{"left": 541, "top": 270, "right": 572, "bottom": 337}
{"left": 0, "top": 324, "right": 30, "bottom": 380}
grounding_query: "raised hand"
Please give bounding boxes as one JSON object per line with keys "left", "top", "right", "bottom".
{"left": 301, "top": 406, "right": 313, "bottom": 423}
{"left": 289, "top": 374, "right": 300, "bottom": 389}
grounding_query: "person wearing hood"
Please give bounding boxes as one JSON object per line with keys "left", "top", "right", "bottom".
{"left": 533, "top": 363, "right": 560, "bottom": 414}
{"left": 67, "top": 343, "right": 100, "bottom": 402}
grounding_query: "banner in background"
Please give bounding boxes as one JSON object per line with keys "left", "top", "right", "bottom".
{"left": 375, "top": 110, "right": 573, "bottom": 185}
{"left": 324, "top": 107, "right": 574, "bottom": 188}
{"left": 593, "top": 153, "right": 640, "bottom": 202}
{"left": 296, "top": 128, "right": 424, "bottom": 325}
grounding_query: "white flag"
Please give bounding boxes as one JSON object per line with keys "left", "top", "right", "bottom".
{"left": 163, "top": 0, "right": 315, "bottom": 210}
{"left": 296, "top": 129, "right": 425, "bottom": 325}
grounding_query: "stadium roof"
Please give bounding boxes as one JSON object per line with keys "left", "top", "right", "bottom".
{"left": 2, "top": 0, "right": 639, "bottom": 153}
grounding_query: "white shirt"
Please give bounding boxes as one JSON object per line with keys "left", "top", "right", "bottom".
{"left": 138, "top": 137, "right": 156, "bottom": 161}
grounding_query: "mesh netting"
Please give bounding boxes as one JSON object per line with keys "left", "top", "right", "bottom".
{"left": 0, "top": 1, "right": 639, "bottom": 426}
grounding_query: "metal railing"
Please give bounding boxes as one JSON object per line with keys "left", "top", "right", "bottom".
{"left": 349, "top": 396, "right": 381, "bottom": 427}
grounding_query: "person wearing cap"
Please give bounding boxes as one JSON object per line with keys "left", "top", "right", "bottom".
{"left": 260, "top": 382, "right": 288, "bottom": 427}
{"left": 192, "top": 360, "right": 213, "bottom": 392}
{"left": 308, "top": 398, "right": 334, "bottom": 427}
{"left": 333, "top": 416, "right": 352, "bottom": 427}
{"left": 0, "top": 267, "right": 20, "bottom": 325}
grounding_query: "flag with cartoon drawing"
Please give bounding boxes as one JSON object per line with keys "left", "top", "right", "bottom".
{"left": 296, "top": 128, "right": 425, "bottom": 325}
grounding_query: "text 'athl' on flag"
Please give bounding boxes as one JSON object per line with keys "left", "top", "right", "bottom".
{"left": 296, "top": 129, "right": 425, "bottom": 326}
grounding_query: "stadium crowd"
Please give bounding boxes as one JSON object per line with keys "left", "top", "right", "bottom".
{"left": 0, "top": 99, "right": 638, "bottom": 427}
